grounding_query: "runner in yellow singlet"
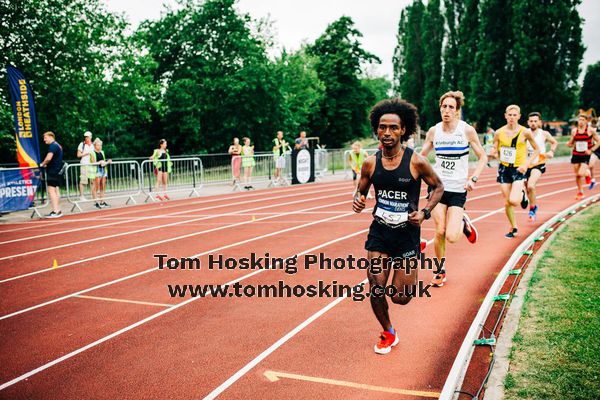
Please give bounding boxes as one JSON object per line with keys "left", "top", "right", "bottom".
{"left": 488, "top": 105, "right": 539, "bottom": 238}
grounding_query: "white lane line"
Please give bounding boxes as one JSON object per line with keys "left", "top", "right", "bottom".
{"left": 0, "top": 183, "right": 350, "bottom": 246}
{"left": 0, "top": 186, "right": 352, "bottom": 260}
{"left": 0, "top": 185, "right": 577, "bottom": 392}
{"left": 0, "top": 203, "right": 366, "bottom": 320}
{"left": 200, "top": 185, "right": 578, "bottom": 399}
{"left": 0, "top": 180, "right": 350, "bottom": 235}
{"left": 0, "top": 174, "right": 574, "bottom": 263}
{"left": 0, "top": 175, "right": 575, "bottom": 296}
{"left": 74, "top": 295, "right": 173, "bottom": 308}
{"left": 0, "top": 193, "right": 350, "bottom": 284}
{"left": 0, "top": 228, "right": 370, "bottom": 391}
{"left": 0, "top": 167, "right": 571, "bottom": 236}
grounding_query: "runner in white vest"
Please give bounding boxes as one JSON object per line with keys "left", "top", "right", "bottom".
{"left": 524, "top": 112, "right": 557, "bottom": 221}
{"left": 420, "top": 91, "right": 488, "bottom": 287}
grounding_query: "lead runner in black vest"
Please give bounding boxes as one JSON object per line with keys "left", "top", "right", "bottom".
{"left": 353, "top": 98, "right": 444, "bottom": 354}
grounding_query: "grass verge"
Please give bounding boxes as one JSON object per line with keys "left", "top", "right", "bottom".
{"left": 503, "top": 203, "right": 600, "bottom": 400}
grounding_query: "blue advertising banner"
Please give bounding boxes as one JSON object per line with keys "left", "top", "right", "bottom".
{"left": 0, "top": 168, "right": 42, "bottom": 212}
{"left": 7, "top": 65, "right": 41, "bottom": 167}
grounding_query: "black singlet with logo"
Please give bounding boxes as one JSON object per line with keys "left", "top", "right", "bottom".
{"left": 364, "top": 147, "right": 422, "bottom": 258}
{"left": 371, "top": 147, "right": 421, "bottom": 227}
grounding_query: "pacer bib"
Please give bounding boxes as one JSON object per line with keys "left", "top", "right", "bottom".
{"left": 374, "top": 191, "right": 409, "bottom": 227}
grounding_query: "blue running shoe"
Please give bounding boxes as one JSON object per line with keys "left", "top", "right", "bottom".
{"left": 590, "top": 179, "right": 596, "bottom": 190}
{"left": 528, "top": 205, "right": 538, "bottom": 221}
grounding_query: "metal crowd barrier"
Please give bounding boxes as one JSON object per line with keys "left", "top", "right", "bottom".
{"left": 65, "top": 160, "right": 141, "bottom": 212}
{"left": 140, "top": 157, "right": 203, "bottom": 202}
{"left": 314, "top": 149, "right": 329, "bottom": 181}
{"left": 200, "top": 149, "right": 331, "bottom": 189}
{"left": 200, "top": 152, "right": 290, "bottom": 190}
{"left": 0, "top": 166, "right": 49, "bottom": 218}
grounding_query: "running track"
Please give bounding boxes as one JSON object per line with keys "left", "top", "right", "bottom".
{"left": 0, "top": 162, "right": 587, "bottom": 399}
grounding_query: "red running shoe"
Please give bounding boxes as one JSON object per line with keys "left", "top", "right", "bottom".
{"left": 462, "top": 212, "right": 478, "bottom": 244}
{"left": 163, "top": 194, "right": 170, "bottom": 200}
{"left": 420, "top": 239, "right": 427, "bottom": 252}
{"left": 431, "top": 270, "right": 447, "bottom": 287}
{"left": 374, "top": 331, "right": 399, "bottom": 354}
{"left": 156, "top": 195, "right": 163, "bottom": 201}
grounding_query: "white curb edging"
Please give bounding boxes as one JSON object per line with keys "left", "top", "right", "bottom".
{"left": 439, "top": 194, "right": 599, "bottom": 400}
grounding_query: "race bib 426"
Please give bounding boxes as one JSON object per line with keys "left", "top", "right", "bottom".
{"left": 500, "top": 146, "right": 517, "bottom": 164}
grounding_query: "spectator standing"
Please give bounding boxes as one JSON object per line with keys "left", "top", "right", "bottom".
{"left": 90, "top": 138, "right": 112, "bottom": 209}
{"left": 295, "top": 131, "right": 309, "bottom": 150}
{"left": 39, "top": 131, "right": 63, "bottom": 218}
{"left": 272, "top": 131, "right": 290, "bottom": 186}
{"left": 241, "top": 137, "right": 255, "bottom": 190}
{"left": 77, "top": 131, "right": 94, "bottom": 201}
{"left": 150, "top": 139, "right": 172, "bottom": 200}
{"left": 228, "top": 137, "right": 242, "bottom": 185}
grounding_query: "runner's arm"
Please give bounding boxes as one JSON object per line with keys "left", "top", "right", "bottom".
{"left": 566, "top": 130, "right": 575, "bottom": 147}
{"left": 407, "top": 153, "right": 443, "bottom": 226}
{"left": 465, "top": 125, "right": 488, "bottom": 180}
{"left": 353, "top": 156, "right": 375, "bottom": 213}
{"left": 522, "top": 130, "right": 539, "bottom": 172}
{"left": 489, "top": 131, "right": 500, "bottom": 159}
{"left": 419, "top": 127, "right": 435, "bottom": 157}
{"left": 590, "top": 130, "right": 600, "bottom": 153}
{"left": 544, "top": 131, "right": 558, "bottom": 158}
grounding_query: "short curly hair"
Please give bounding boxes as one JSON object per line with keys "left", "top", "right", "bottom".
{"left": 369, "top": 98, "right": 419, "bottom": 143}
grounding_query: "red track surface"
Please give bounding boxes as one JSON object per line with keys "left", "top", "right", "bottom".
{"left": 0, "top": 163, "right": 587, "bottom": 399}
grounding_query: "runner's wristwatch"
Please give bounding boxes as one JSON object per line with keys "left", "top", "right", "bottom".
{"left": 470, "top": 176, "right": 478, "bottom": 183}
{"left": 421, "top": 208, "right": 431, "bottom": 220}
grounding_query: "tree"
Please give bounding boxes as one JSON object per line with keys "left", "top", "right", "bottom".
{"left": 0, "top": 0, "right": 159, "bottom": 162}
{"left": 274, "top": 48, "right": 325, "bottom": 136}
{"left": 441, "top": 0, "right": 464, "bottom": 91}
{"left": 421, "top": 0, "right": 444, "bottom": 128}
{"left": 469, "top": 0, "right": 514, "bottom": 130}
{"left": 456, "top": 0, "right": 480, "bottom": 116}
{"left": 142, "top": 0, "right": 283, "bottom": 154}
{"left": 361, "top": 76, "right": 392, "bottom": 103}
{"left": 392, "top": 8, "right": 408, "bottom": 95}
{"left": 393, "top": 1, "right": 426, "bottom": 114}
{"left": 308, "top": 16, "right": 380, "bottom": 146}
{"left": 580, "top": 61, "right": 600, "bottom": 113}
{"left": 510, "top": 0, "right": 584, "bottom": 120}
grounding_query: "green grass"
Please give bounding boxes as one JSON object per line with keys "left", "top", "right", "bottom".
{"left": 503, "top": 204, "right": 600, "bottom": 400}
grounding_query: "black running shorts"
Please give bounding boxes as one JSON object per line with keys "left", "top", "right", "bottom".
{"left": 365, "top": 220, "right": 421, "bottom": 259}
{"left": 497, "top": 164, "right": 526, "bottom": 184}
{"left": 525, "top": 163, "right": 546, "bottom": 179}
{"left": 570, "top": 154, "right": 590, "bottom": 164}
{"left": 427, "top": 187, "right": 466, "bottom": 208}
